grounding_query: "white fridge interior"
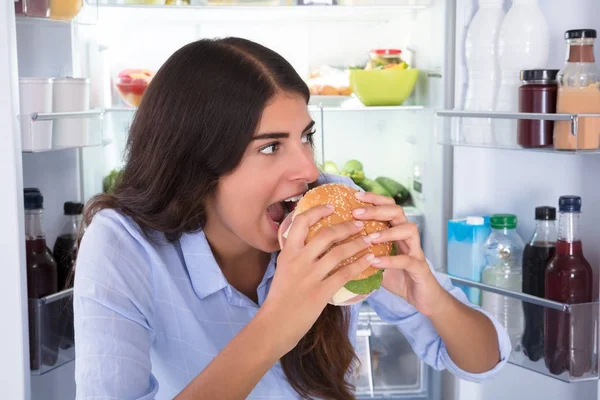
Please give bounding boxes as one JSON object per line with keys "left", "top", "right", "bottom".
{"left": 3, "top": 0, "right": 600, "bottom": 399}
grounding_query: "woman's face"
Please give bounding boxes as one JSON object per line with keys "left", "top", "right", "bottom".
{"left": 205, "top": 91, "right": 319, "bottom": 253}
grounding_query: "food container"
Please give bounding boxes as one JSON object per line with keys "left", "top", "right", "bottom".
{"left": 52, "top": 78, "right": 90, "bottom": 148}
{"left": 349, "top": 68, "right": 419, "bottom": 106}
{"left": 517, "top": 69, "right": 559, "bottom": 148}
{"left": 19, "top": 78, "right": 53, "bottom": 152}
{"left": 115, "top": 69, "right": 155, "bottom": 107}
{"left": 17, "top": 0, "right": 50, "bottom": 18}
{"left": 49, "top": 0, "right": 82, "bottom": 20}
{"left": 366, "top": 49, "right": 405, "bottom": 70}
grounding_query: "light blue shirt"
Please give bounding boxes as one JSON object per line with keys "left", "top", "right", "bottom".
{"left": 73, "top": 175, "right": 511, "bottom": 400}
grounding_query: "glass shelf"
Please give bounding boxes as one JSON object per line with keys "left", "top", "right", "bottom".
{"left": 435, "top": 110, "right": 600, "bottom": 154}
{"left": 15, "top": 0, "right": 98, "bottom": 25}
{"left": 93, "top": 0, "right": 433, "bottom": 9}
{"left": 442, "top": 273, "right": 599, "bottom": 383}
{"left": 20, "top": 110, "right": 110, "bottom": 153}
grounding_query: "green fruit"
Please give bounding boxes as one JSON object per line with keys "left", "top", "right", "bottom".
{"left": 342, "top": 159, "right": 364, "bottom": 174}
{"left": 359, "top": 178, "right": 391, "bottom": 197}
{"left": 103, "top": 169, "right": 122, "bottom": 194}
{"left": 344, "top": 270, "right": 384, "bottom": 295}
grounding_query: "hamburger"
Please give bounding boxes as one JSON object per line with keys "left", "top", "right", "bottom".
{"left": 278, "top": 183, "right": 393, "bottom": 306}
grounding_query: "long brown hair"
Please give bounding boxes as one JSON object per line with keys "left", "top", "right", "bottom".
{"left": 83, "top": 38, "right": 357, "bottom": 399}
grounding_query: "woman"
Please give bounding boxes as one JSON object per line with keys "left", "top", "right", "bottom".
{"left": 74, "top": 37, "right": 510, "bottom": 400}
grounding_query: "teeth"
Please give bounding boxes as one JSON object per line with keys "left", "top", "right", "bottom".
{"left": 283, "top": 194, "right": 303, "bottom": 202}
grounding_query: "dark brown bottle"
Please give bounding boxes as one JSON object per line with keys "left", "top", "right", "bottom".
{"left": 24, "top": 189, "right": 58, "bottom": 370}
{"left": 518, "top": 69, "right": 559, "bottom": 148}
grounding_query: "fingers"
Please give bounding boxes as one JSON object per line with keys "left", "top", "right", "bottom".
{"left": 372, "top": 254, "right": 427, "bottom": 273}
{"left": 354, "top": 191, "right": 396, "bottom": 206}
{"left": 369, "top": 223, "right": 423, "bottom": 259}
{"left": 285, "top": 205, "right": 335, "bottom": 250}
{"left": 302, "top": 220, "right": 366, "bottom": 260}
{"left": 323, "top": 253, "right": 376, "bottom": 295}
{"left": 352, "top": 203, "right": 408, "bottom": 227}
{"left": 314, "top": 235, "right": 372, "bottom": 279}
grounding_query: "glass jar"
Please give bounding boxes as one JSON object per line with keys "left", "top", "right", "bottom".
{"left": 365, "top": 49, "right": 404, "bottom": 70}
{"left": 553, "top": 29, "right": 600, "bottom": 151}
{"left": 518, "top": 69, "right": 559, "bottom": 148}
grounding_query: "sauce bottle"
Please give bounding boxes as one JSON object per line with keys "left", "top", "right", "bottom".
{"left": 544, "top": 196, "right": 593, "bottom": 377}
{"left": 53, "top": 201, "right": 84, "bottom": 291}
{"left": 521, "top": 206, "right": 556, "bottom": 362}
{"left": 24, "top": 189, "right": 58, "bottom": 370}
{"left": 554, "top": 29, "right": 600, "bottom": 151}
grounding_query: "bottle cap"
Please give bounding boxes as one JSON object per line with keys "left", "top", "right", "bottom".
{"left": 490, "top": 214, "right": 517, "bottom": 229}
{"left": 558, "top": 195, "right": 582, "bottom": 212}
{"left": 565, "top": 29, "right": 597, "bottom": 40}
{"left": 466, "top": 216, "right": 485, "bottom": 226}
{"left": 535, "top": 206, "right": 556, "bottom": 221}
{"left": 64, "top": 201, "right": 84, "bottom": 215}
{"left": 24, "top": 189, "right": 43, "bottom": 210}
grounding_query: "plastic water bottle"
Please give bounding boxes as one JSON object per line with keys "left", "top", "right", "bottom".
{"left": 481, "top": 214, "right": 525, "bottom": 350}
{"left": 463, "top": 0, "right": 505, "bottom": 145}
{"left": 494, "top": 0, "right": 550, "bottom": 146}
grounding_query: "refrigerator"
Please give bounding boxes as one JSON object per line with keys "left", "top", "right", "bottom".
{"left": 0, "top": 0, "right": 599, "bottom": 399}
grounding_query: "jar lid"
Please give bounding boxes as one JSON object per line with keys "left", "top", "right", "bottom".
{"left": 520, "top": 69, "right": 559, "bottom": 83}
{"left": 535, "top": 206, "right": 556, "bottom": 221}
{"left": 490, "top": 214, "right": 517, "bottom": 229}
{"left": 52, "top": 77, "right": 90, "bottom": 84}
{"left": 565, "top": 29, "right": 597, "bottom": 40}
{"left": 19, "top": 77, "right": 53, "bottom": 84}
{"left": 64, "top": 201, "right": 84, "bottom": 215}
{"left": 371, "top": 49, "right": 402, "bottom": 55}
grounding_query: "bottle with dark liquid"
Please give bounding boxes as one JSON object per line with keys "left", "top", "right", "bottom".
{"left": 544, "top": 196, "right": 593, "bottom": 377}
{"left": 24, "top": 189, "right": 58, "bottom": 370}
{"left": 53, "top": 201, "right": 84, "bottom": 291}
{"left": 522, "top": 206, "right": 557, "bottom": 362}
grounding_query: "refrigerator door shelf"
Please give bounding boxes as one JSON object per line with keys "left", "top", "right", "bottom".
{"left": 435, "top": 110, "right": 600, "bottom": 154}
{"left": 28, "top": 289, "right": 75, "bottom": 376}
{"left": 19, "top": 110, "right": 110, "bottom": 153}
{"left": 445, "top": 273, "right": 600, "bottom": 383}
{"left": 354, "top": 304, "right": 429, "bottom": 399}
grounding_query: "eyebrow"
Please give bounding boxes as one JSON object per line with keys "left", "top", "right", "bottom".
{"left": 252, "top": 120, "right": 315, "bottom": 141}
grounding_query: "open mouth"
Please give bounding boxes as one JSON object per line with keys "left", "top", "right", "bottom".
{"left": 266, "top": 192, "right": 304, "bottom": 228}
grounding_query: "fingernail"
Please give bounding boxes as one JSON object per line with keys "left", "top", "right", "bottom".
{"left": 354, "top": 220, "right": 364, "bottom": 228}
{"left": 369, "top": 232, "right": 381, "bottom": 240}
{"left": 355, "top": 191, "right": 366, "bottom": 197}
{"left": 366, "top": 254, "right": 375, "bottom": 261}
{"left": 362, "top": 235, "right": 371, "bottom": 244}
{"left": 353, "top": 208, "right": 366, "bottom": 216}
{"left": 326, "top": 204, "right": 335, "bottom": 209}
{"left": 371, "top": 257, "right": 381, "bottom": 264}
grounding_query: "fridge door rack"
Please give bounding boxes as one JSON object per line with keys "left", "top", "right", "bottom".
{"left": 442, "top": 273, "right": 600, "bottom": 383}
{"left": 19, "top": 110, "right": 110, "bottom": 153}
{"left": 354, "top": 305, "right": 429, "bottom": 399}
{"left": 29, "top": 288, "right": 75, "bottom": 376}
{"left": 435, "top": 110, "right": 600, "bottom": 154}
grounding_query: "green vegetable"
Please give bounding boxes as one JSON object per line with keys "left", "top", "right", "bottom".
{"left": 357, "top": 178, "right": 391, "bottom": 197}
{"left": 103, "top": 169, "right": 123, "bottom": 194}
{"left": 344, "top": 270, "right": 384, "bottom": 295}
{"left": 375, "top": 177, "right": 408, "bottom": 197}
{"left": 323, "top": 160, "right": 339, "bottom": 175}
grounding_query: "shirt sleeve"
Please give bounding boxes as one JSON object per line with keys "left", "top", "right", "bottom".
{"left": 74, "top": 211, "right": 159, "bottom": 400}
{"left": 366, "top": 260, "right": 512, "bottom": 382}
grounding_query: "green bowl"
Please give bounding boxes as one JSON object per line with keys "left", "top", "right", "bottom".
{"left": 349, "top": 68, "right": 419, "bottom": 106}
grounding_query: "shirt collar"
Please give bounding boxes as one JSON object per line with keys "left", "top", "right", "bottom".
{"left": 179, "top": 230, "right": 278, "bottom": 302}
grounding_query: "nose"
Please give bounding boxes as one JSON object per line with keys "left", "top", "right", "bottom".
{"left": 288, "top": 145, "right": 320, "bottom": 183}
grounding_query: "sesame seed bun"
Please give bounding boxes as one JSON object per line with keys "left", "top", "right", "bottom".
{"left": 278, "top": 183, "right": 392, "bottom": 305}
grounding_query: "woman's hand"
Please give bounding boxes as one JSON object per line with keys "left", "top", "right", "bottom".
{"left": 352, "top": 192, "right": 450, "bottom": 318}
{"left": 261, "top": 205, "right": 377, "bottom": 356}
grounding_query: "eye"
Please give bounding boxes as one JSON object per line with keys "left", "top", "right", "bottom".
{"left": 259, "top": 142, "right": 280, "bottom": 155}
{"left": 302, "top": 129, "right": 316, "bottom": 145}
